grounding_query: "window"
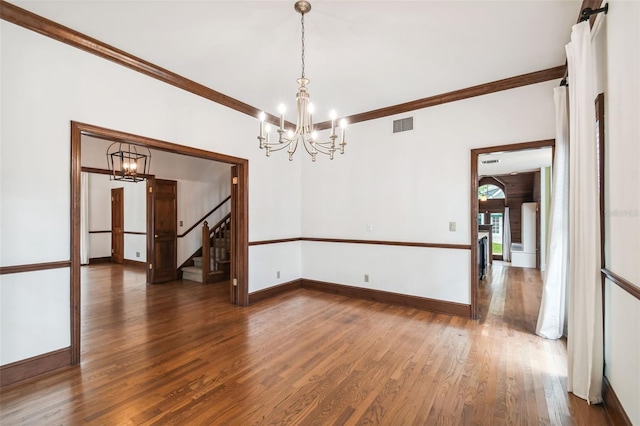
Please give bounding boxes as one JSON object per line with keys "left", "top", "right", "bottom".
{"left": 491, "top": 214, "right": 501, "bottom": 234}
{"left": 478, "top": 184, "right": 505, "bottom": 200}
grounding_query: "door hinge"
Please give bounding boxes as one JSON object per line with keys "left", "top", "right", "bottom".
{"left": 111, "top": 249, "right": 114, "bottom": 254}
{"left": 149, "top": 263, "right": 152, "bottom": 270}
{"left": 232, "top": 177, "right": 238, "bottom": 185}
{"left": 111, "top": 196, "right": 114, "bottom": 202}
{"left": 149, "top": 186, "right": 153, "bottom": 193}
{"left": 233, "top": 278, "right": 238, "bottom": 287}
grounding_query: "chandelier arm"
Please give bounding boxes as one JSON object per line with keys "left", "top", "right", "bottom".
{"left": 307, "top": 143, "right": 334, "bottom": 156}
{"left": 301, "top": 137, "right": 318, "bottom": 156}
{"left": 265, "top": 141, "right": 295, "bottom": 153}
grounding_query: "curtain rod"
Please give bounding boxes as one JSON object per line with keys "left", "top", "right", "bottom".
{"left": 560, "top": 3, "right": 610, "bottom": 86}
{"left": 580, "top": 3, "right": 608, "bottom": 22}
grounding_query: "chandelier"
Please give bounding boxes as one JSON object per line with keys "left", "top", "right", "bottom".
{"left": 106, "top": 142, "right": 151, "bottom": 183}
{"left": 258, "top": 0, "right": 347, "bottom": 162}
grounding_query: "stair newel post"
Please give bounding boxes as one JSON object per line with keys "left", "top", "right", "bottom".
{"left": 202, "top": 221, "right": 210, "bottom": 283}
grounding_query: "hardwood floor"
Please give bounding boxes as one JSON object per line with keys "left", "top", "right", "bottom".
{"left": 0, "top": 263, "right": 609, "bottom": 425}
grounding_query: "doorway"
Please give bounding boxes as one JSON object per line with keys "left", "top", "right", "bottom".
{"left": 70, "top": 121, "right": 249, "bottom": 365}
{"left": 470, "top": 139, "right": 555, "bottom": 319}
{"left": 111, "top": 187, "right": 124, "bottom": 264}
{"left": 147, "top": 179, "right": 178, "bottom": 284}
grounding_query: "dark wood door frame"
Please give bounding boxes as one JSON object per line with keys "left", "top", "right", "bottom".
{"left": 71, "top": 121, "right": 249, "bottom": 365}
{"left": 470, "top": 139, "right": 555, "bottom": 319}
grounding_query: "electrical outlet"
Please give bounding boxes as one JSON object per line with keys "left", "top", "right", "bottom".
{"left": 366, "top": 224, "right": 373, "bottom": 232}
{"left": 449, "top": 222, "right": 456, "bottom": 232}
{"left": 179, "top": 220, "right": 184, "bottom": 227}
{"left": 277, "top": 271, "right": 281, "bottom": 278}
{"left": 364, "top": 274, "right": 369, "bottom": 283}
{"left": 136, "top": 252, "right": 140, "bottom": 258}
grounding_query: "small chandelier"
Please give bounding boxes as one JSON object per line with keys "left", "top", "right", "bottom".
{"left": 258, "top": 0, "right": 347, "bottom": 162}
{"left": 106, "top": 142, "right": 151, "bottom": 183}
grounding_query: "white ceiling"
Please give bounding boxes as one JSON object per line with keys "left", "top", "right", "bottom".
{"left": 12, "top": 0, "right": 580, "bottom": 120}
{"left": 478, "top": 147, "right": 552, "bottom": 176}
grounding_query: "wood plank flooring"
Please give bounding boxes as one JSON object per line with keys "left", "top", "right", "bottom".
{"left": 0, "top": 262, "right": 609, "bottom": 425}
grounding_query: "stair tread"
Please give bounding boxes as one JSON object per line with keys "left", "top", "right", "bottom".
{"left": 182, "top": 266, "right": 225, "bottom": 274}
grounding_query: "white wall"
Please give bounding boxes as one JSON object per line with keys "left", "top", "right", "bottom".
{"left": 177, "top": 174, "right": 230, "bottom": 266}
{"left": 0, "top": 21, "right": 301, "bottom": 365}
{"left": 88, "top": 173, "right": 112, "bottom": 259}
{"left": 599, "top": 1, "right": 640, "bottom": 423}
{"left": 301, "top": 81, "right": 556, "bottom": 303}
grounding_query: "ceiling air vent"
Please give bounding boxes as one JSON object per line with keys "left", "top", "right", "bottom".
{"left": 481, "top": 159, "right": 501, "bottom": 164}
{"left": 393, "top": 117, "right": 413, "bottom": 133}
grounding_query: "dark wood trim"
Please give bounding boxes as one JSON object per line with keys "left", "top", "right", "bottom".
{"left": 235, "top": 163, "right": 250, "bottom": 307}
{"left": 89, "top": 230, "right": 111, "bottom": 234}
{"left": 472, "top": 139, "right": 556, "bottom": 156}
{"left": 88, "top": 257, "right": 111, "bottom": 265}
{"left": 302, "top": 237, "right": 470, "bottom": 250}
{"left": 596, "top": 93, "right": 605, "bottom": 268}
{"left": 81, "top": 166, "right": 153, "bottom": 180}
{"left": 595, "top": 92, "right": 606, "bottom": 334}
{"left": 471, "top": 148, "right": 480, "bottom": 319}
{"left": 248, "top": 279, "right": 302, "bottom": 304}
{"left": 248, "top": 237, "right": 470, "bottom": 250}
{"left": 177, "top": 195, "right": 231, "bottom": 238}
{"left": 301, "top": 279, "right": 471, "bottom": 317}
{"left": 471, "top": 139, "right": 556, "bottom": 320}
{"left": 0, "top": 1, "right": 282, "bottom": 127}
{"left": 249, "top": 237, "right": 301, "bottom": 246}
{"left": 602, "top": 268, "right": 640, "bottom": 301}
{"left": 0, "top": 347, "right": 72, "bottom": 388}
{"left": 71, "top": 122, "right": 82, "bottom": 365}
{"left": 124, "top": 231, "right": 146, "bottom": 236}
{"left": 78, "top": 122, "right": 247, "bottom": 164}
{"left": 315, "top": 67, "right": 565, "bottom": 130}
{"left": 0, "top": 260, "right": 71, "bottom": 275}
{"left": 123, "top": 259, "right": 146, "bottom": 268}
{"left": 602, "top": 376, "right": 633, "bottom": 426}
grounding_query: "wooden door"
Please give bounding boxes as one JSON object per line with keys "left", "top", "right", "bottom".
{"left": 148, "top": 179, "right": 177, "bottom": 283}
{"left": 111, "top": 187, "right": 124, "bottom": 264}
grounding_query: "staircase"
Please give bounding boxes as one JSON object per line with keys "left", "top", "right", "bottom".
{"left": 181, "top": 214, "right": 231, "bottom": 284}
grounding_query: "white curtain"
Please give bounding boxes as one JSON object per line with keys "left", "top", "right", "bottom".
{"left": 80, "top": 172, "right": 90, "bottom": 265}
{"left": 536, "top": 87, "right": 569, "bottom": 340}
{"left": 502, "top": 207, "right": 511, "bottom": 262}
{"left": 565, "top": 21, "right": 603, "bottom": 404}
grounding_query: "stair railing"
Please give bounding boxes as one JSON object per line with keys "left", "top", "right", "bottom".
{"left": 201, "top": 214, "right": 231, "bottom": 283}
{"left": 202, "top": 221, "right": 211, "bottom": 283}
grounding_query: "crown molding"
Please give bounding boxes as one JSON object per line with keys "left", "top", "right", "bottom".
{"left": 0, "top": 0, "right": 281, "bottom": 127}
{"left": 315, "top": 66, "right": 565, "bottom": 130}
{"left": 3, "top": 1, "right": 567, "bottom": 130}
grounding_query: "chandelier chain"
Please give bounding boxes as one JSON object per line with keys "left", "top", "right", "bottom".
{"left": 300, "top": 13, "right": 305, "bottom": 79}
